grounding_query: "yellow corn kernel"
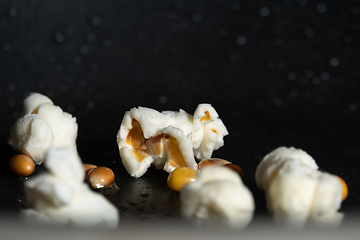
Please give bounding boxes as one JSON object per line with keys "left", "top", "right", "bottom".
{"left": 336, "top": 176, "right": 348, "bottom": 201}
{"left": 167, "top": 167, "right": 197, "bottom": 192}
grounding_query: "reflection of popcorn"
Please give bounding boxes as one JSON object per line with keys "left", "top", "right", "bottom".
{"left": 8, "top": 93, "right": 78, "bottom": 164}
{"left": 180, "top": 166, "right": 254, "bottom": 229}
{"left": 22, "top": 147, "right": 119, "bottom": 228}
{"left": 255, "top": 146, "right": 344, "bottom": 228}
{"left": 116, "top": 104, "right": 228, "bottom": 178}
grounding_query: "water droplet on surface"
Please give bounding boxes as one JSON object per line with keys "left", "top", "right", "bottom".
{"left": 218, "top": 28, "right": 228, "bottom": 37}
{"left": 267, "top": 60, "right": 276, "bottom": 69}
{"left": 192, "top": 13, "right": 202, "bottom": 22}
{"left": 8, "top": 84, "right": 16, "bottom": 91}
{"left": 289, "top": 89, "right": 299, "bottom": 98}
{"left": 9, "top": 8, "right": 17, "bottom": 18}
{"left": 91, "top": 16, "right": 102, "bottom": 26}
{"left": 80, "top": 45, "right": 89, "bottom": 54}
{"left": 343, "top": 34, "right": 352, "bottom": 43}
{"left": 54, "top": 63, "right": 63, "bottom": 71}
{"left": 166, "top": 11, "right": 177, "bottom": 20}
{"left": 348, "top": 103, "right": 358, "bottom": 111}
{"left": 274, "top": 37, "right": 284, "bottom": 47}
{"left": 137, "top": 32, "right": 145, "bottom": 41}
{"left": 329, "top": 57, "right": 340, "bottom": 67}
{"left": 273, "top": 97, "right": 283, "bottom": 106}
{"left": 288, "top": 71, "right": 297, "bottom": 81}
{"left": 304, "top": 28, "right": 315, "bottom": 38}
{"left": 350, "top": 5, "right": 360, "bottom": 15}
{"left": 298, "top": 0, "right": 309, "bottom": 7}
{"left": 87, "top": 101, "right": 95, "bottom": 109}
{"left": 79, "top": 78, "right": 87, "bottom": 87}
{"left": 60, "top": 83, "right": 68, "bottom": 92}
{"left": 316, "top": 3, "right": 327, "bottom": 13}
{"left": 272, "top": 3, "right": 283, "bottom": 12}
{"left": 305, "top": 69, "right": 314, "bottom": 78}
{"left": 90, "top": 63, "right": 99, "bottom": 71}
{"left": 159, "top": 95, "right": 168, "bottom": 104}
{"left": 320, "top": 72, "right": 330, "bottom": 81}
{"left": 103, "top": 38, "right": 112, "bottom": 47}
{"left": 231, "top": 1, "right": 241, "bottom": 11}
{"left": 236, "top": 36, "right": 247, "bottom": 46}
{"left": 3, "top": 43, "right": 11, "bottom": 51}
{"left": 259, "top": 6, "right": 270, "bottom": 17}
{"left": 54, "top": 33, "right": 65, "bottom": 43}
{"left": 312, "top": 77, "right": 321, "bottom": 85}
{"left": 73, "top": 55, "right": 82, "bottom": 64}
{"left": 86, "top": 33, "right": 95, "bottom": 42}
{"left": 174, "top": 0, "right": 184, "bottom": 9}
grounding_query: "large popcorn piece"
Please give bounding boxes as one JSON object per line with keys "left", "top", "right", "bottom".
{"left": 255, "top": 146, "right": 346, "bottom": 228}
{"left": 117, "top": 104, "right": 228, "bottom": 178}
{"left": 8, "top": 93, "right": 78, "bottom": 164}
{"left": 22, "top": 147, "right": 119, "bottom": 228}
{"left": 180, "top": 166, "right": 254, "bottom": 229}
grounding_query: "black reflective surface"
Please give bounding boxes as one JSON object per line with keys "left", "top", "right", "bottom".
{"left": 1, "top": 0, "right": 360, "bottom": 229}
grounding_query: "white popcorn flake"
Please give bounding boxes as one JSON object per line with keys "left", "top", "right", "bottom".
{"left": 8, "top": 92, "right": 78, "bottom": 164}
{"left": 180, "top": 166, "right": 254, "bottom": 229}
{"left": 255, "top": 146, "right": 345, "bottom": 228}
{"left": 22, "top": 147, "right": 119, "bottom": 228}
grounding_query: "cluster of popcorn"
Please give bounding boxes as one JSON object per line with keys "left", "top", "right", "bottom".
{"left": 7, "top": 93, "right": 347, "bottom": 230}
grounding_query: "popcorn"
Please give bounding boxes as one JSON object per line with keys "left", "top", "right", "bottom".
{"left": 22, "top": 147, "right": 119, "bottom": 228}
{"left": 255, "top": 146, "right": 346, "bottom": 228}
{"left": 8, "top": 93, "right": 78, "bottom": 164}
{"left": 116, "top": 104, "right": 228, "bottom": 178}
{"left": 180, "top": 166, "right": 254, "bottom": 229}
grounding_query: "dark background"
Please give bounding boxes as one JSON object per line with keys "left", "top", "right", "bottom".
{"left": 1, "top": 0, "right": 360, "bottom": 227}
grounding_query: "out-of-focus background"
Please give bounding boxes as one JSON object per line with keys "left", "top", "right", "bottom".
{"left": 1, "top": 0, "right": 360, "bottom": 236}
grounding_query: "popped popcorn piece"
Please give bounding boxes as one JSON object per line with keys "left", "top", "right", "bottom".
{"left": 116, "top": 104, "right": 228, "bottom": 178}
{"left": 180, "top": 166, "right": 254, "bottom": 229}
{"left": 255, "top": 146, "right": 346, "bottom": 228}
{"left": 22, "top": 147, "right": 119, "bottom": 228}
{"left": 8, "top": 93, "right": 78, "bottom": 164}
{"left": 9, "top": 114, "right": 54, "bottom": 163}
{"left": 23, "top": 92, "right": 54, "bottom": 114}
{"left": 255, "top": 146, "right": 318, "bottom": 191}
{"left": 192, "top": 104, "right": 229, "bottom": 159}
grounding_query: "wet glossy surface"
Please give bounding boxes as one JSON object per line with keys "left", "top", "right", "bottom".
{"left": 0, "top": 0, "right": 360, "bottom": 230}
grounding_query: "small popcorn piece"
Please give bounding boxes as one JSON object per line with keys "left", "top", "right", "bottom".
{"left": 23, "top": 92, "right": 54, "bottom": 115}
{"left": 116, "top": 104, "right": 228, "bottom": 178}
{"left": 255, "top": 146, "right": 346, "bottom": 228}
{"left": 22, "top": 147, "right": 119, "bottom": 228}
{"left": 8, "top": 114, "right": 55, "bottom": 164}
{"left": 8, "top": 93, "right": 78, "bottom": 164}
{"left": 192, "top": 104, "right": 229, "bottom": 160}
{"left": 255, "top": 146, "right": 318, "bottom": 192}
{"left": 180, "top": 166, "right": 254, "bottom": 229}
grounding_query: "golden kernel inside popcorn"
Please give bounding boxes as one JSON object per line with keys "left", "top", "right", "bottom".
{"left": 125, "top": 119, "right": 189, "bottom": 170}
{"left": 200, "top": 111, "right": 211, "bottom": 122}
{"left": 167, "top": 167, "right": 197, "bottom": 192}
{"left": 165, "top": 135, "right": 187, "bottom": 169}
